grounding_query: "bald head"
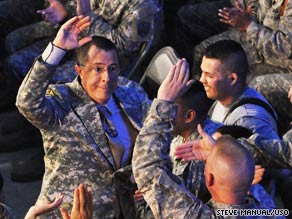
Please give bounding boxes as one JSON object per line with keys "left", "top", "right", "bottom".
{"left": 205, "top": 135, "right": 254, "bottom": 203}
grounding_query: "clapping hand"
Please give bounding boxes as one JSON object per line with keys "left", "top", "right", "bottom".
{"left": 218, "top": 0, "right": 252, "bottom": 31}
{"left": 60, "top": 184, "right": 93, "bottom": 219}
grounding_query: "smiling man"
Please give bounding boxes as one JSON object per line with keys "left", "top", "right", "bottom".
{"left": 199, "top": 40, "right": 279, "bottom": 140}
{"left": 16, "top": 16, "right": 151, "bottom": 219}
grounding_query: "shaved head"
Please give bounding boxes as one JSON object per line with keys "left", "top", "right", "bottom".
{"left": 205, "top": 135, "right": 255, "bottom": 201}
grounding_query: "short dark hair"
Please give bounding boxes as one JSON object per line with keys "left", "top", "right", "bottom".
{"left": 204, "top": 40, "right": 249, "bottom": 81}
{"left": 215, "top": 125, "right": 253, "bottom": 139}
{"left": 179, "top": 80, "right": 214, "bottom": 121}
{"left": 75, "top": 36, "right": 119, "bottom": 66}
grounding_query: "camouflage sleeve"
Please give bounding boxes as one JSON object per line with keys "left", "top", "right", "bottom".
{"left": 16, "top": 56, "right": 64, "bottom": 131}
{"left": 132, "top": 99, "right": 215, "bottom": 219}
{"left": 117, "top": 76, "right": 152, "bottom": 123}
{"left": 87, "top": 2, "right": 159, "bottom": 55}
{"left": 245, "top": 3, "right": 292, "bottom": 60}
{"left": 238, "top": 129, "right": 292, "bottom": 169}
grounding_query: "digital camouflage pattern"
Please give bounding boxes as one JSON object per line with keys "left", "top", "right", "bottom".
{"left": 5, "top": 0, "right": 161, "bottom": 82}
{"left": 170, "top": 119, "right": 221, "bottom": 201}
{"left": 239, "top": 128, "right": 292, "bottom": 169}
{"left": 135, "top": 119, "right": 221, "bottom": 219}
{"left": 249, "top": 73, "right": 292, "bottom": 135}
{"left": 193, "top": 0, "right": 292, "bottom": 80}
{"left": 16, "top": 56, "right": 151, "bottom": 219}
{"left": 133, "top": 99, "right": 281, "bottom": 219}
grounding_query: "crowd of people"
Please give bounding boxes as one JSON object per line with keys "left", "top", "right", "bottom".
{"left": 0, "top": 0, "right": 291, "bottom": 218}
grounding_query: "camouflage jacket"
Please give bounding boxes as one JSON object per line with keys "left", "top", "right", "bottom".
{"left": 16, "top": 56, "right": 151, "bottom": 219}
{"left": 133, "top": 99, "right": 281, "bottom": 219}
{"left": 65, "top": 0, "right": 161, "bottom": 56}
{"left": 238, "top": 128, "right": 292, "bottom": 169}
{"left": 194, "top": 0, "right": 292, "bottom": 73}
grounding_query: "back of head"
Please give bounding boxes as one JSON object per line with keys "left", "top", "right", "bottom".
{"left": 75, "top": 36, "right": 119, "bottom": 66}
{"left": 211, "top": 135, "right": 254, "bottom": 193}
{"left": 204, "top": 40, "right": 248, "bottom": 82}
{"left": 215, "top": 125, "right": 253, "bottom": 139}
{"left": 179, "top": 80, "right": 214, "bottom": 121}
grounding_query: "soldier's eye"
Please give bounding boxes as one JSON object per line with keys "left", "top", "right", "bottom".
{"left": 95, "top": 67, "right": 103, "bottom": 73}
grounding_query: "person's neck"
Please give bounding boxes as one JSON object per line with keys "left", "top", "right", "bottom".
{"left": 180, "top": 121, "right": 200, "bottom": 140}
{"left": 219, "top": 85, "right": 247, "bottom": 106}
{"left": 181, "top": 129, "right": 195, "bottom": 141}
{"left": 211, "top": 190, "right": 246, "bottom": 205}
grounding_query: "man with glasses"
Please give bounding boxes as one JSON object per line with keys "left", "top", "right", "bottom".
{"left": 16, "top": 16, "right": 151, "bottom": 219}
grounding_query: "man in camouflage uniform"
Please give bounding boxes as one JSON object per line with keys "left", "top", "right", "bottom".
{"left": 193, "top": 0, "right": 292, "bottom": 81}
{"left": 16, "top": 16, "right": 151, "bottom": 218}
{"left": 6, "top": 0, "right": 161, "bottom": 82}
{"left": 135, "top": 81, "right": 220, "bottom": 219}
{"left": 132, "top": 59, "right": 283, "bottom": 219}
{"left": 8, "top": 0, "right": 160, "bottom": 183}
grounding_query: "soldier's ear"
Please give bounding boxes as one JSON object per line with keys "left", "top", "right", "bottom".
{"left": 227, "top": 72, "right": 238, "bottom": 86}
{"left": 206, "top": 172, "right": 214, "bottom": 187}
{"left": 185, "top": 110, "right": 196, "bottom": 124}
{"left": 75, "top": 65, "right": 83, "bottom": 76}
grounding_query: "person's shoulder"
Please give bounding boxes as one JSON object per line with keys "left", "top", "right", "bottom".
{"left": 115, "top": 76, "right": 149, "bottom": 102}
{"left": 117, "top": 76, "right": 145, "bottom": 91}
{"left": 241, "top": 87, "right": 267, "bottom": 101}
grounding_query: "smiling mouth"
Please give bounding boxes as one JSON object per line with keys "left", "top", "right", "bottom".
{"left": 95, "top": 85, "right": 113, "bottom": 89}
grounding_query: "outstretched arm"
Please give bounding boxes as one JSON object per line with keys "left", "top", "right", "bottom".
{"left": 174, "top": 124, "right": 216, "bottom": 161}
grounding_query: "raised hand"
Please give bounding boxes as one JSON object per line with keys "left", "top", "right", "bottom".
{"left": 52, "top": 16, "right": 92, "bottom": 51}
{"left": 174, "top": 124, "right": 215, "bottom": 161}
{"left": 60, "top": 184, "right": 93, "bottom": 219}
{"left": 37, "top": 0, "right": 67, "bottom": 26}
{"left": 157, "top": 58, "right": 195, "bottom": 102}
{"left": 25, "top": 193, "right": 64, "bottom": 219}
